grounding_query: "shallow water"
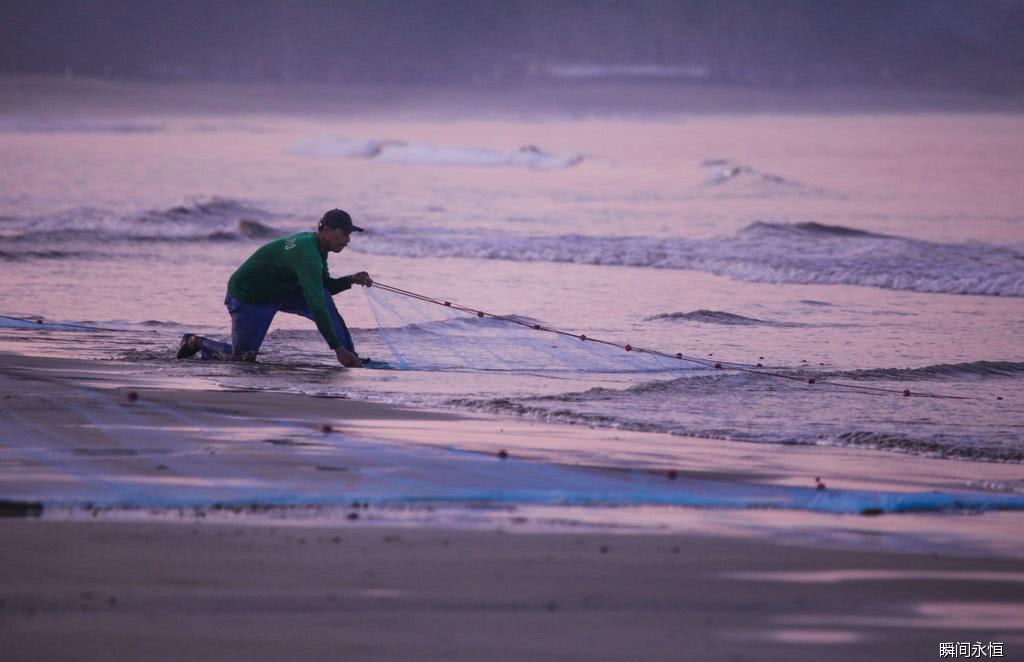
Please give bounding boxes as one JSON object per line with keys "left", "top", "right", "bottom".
{"left": 1, "top": 102, "right": 1023, "bottom": 470}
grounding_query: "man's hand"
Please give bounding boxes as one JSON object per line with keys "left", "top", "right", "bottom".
{"left": 348, "top": 271, "right": 373, "bottom": 287}
{"left": 335, "top": 347, "right": 361, "bottom": 367}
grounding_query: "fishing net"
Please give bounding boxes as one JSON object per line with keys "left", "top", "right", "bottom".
{"left": 365, "top": 284, "right": 687, "bottom": 373}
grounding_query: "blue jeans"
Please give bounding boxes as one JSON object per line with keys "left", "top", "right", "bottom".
{"left": 198, "top": 288, "right": 354, "bottom": 361}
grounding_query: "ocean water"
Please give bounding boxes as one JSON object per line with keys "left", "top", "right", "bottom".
{"left": 1, "top": 97, "right": 1023, "bottom": 483}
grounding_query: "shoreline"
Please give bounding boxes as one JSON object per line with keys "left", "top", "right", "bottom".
{"left": 2, "top": 350, "right": 1024, "bottom": 557}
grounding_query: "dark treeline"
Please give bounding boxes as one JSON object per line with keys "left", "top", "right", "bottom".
{"left": 2, "top": 0, "right": 1022, "bottom": 92}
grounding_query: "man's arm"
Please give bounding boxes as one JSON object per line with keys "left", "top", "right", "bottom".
{"left": 325, "top": 275, "right": 353, "bottom": 295}
{"left": 324, "top": 271, "right": 373, "bottom": 294}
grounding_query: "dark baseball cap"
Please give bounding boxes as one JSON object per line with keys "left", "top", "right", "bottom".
{"left": 318, "top": 209, "right": 364, "bottom": 233}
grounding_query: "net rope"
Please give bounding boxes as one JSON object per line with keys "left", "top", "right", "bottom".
{"left": 365, "top": 281, "right": 970, "bottom": 399}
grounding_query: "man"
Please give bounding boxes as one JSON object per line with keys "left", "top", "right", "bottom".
{"left": 176, "top": 209, "right": 372, "bottom": 367}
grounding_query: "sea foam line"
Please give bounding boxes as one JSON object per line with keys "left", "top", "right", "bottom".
{"left": 356, "top": 222, "right": 1024, "bottom": 297}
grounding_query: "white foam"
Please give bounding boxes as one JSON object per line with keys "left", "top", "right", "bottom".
{"left": 290, "top": 135, "right": 582, "bottom": 170}
{"left": 356, "top": 223, "right": 1024, "bottom": 297}
{"left": 289, "top": 135, "right": 394, "bottom": 158}
{"left": 700, "top": 159, "right": 837, "bottom": 197}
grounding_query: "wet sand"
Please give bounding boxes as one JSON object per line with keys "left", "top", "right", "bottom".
{"left": 3, "top": 520, "right": 1024, "bottom": 661}
{"left": 2, "top": 352, "right": 1024, "bottom": 659}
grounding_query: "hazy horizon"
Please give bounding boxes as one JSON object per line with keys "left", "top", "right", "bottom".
{"left": 2, "top": 0, "right": 1023, "bottom": 95}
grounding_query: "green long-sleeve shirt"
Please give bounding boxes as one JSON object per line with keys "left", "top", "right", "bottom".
{"left": 227, "top": 232, "right": 353, "bottom": 349}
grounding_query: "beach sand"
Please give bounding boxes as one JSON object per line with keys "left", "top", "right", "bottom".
{"left": 4, "top": 519, "right": 1024, "bottom": 662}
{"left": 2, "top": 352, "right": 1024, "bottom": 660}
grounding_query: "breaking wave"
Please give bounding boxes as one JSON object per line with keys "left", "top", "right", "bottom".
{"left": 645, "top": 309, "right": 805, "bottom": 327}
{"left": 448, "top": 392, "right": 1022, "bottom": 463}
{"left": 440, "top": 357, "right": 1024, "bottom": 463}
{"left": 357, "top": 221, "right": 1024, "bottom": 297}
{"left": 700, "top": 159, "right": 838, "bottom": 198}
{"left": 291, "top": 135, "right": 583, "bottom": 170}
{"left": 0, "top": 199, "right": 280, "bottom": 242}
{"left": 741, "top": 220, "right": 886, "bottom": 238}
{"left": 829, "top": 361, "right": 1024, "bottom": 381}
{"left": 447, "top": 394, "right": 1024, "bottom": 463}
{"left": 824, "top": 431, "right": 1024, "bottom": 462}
